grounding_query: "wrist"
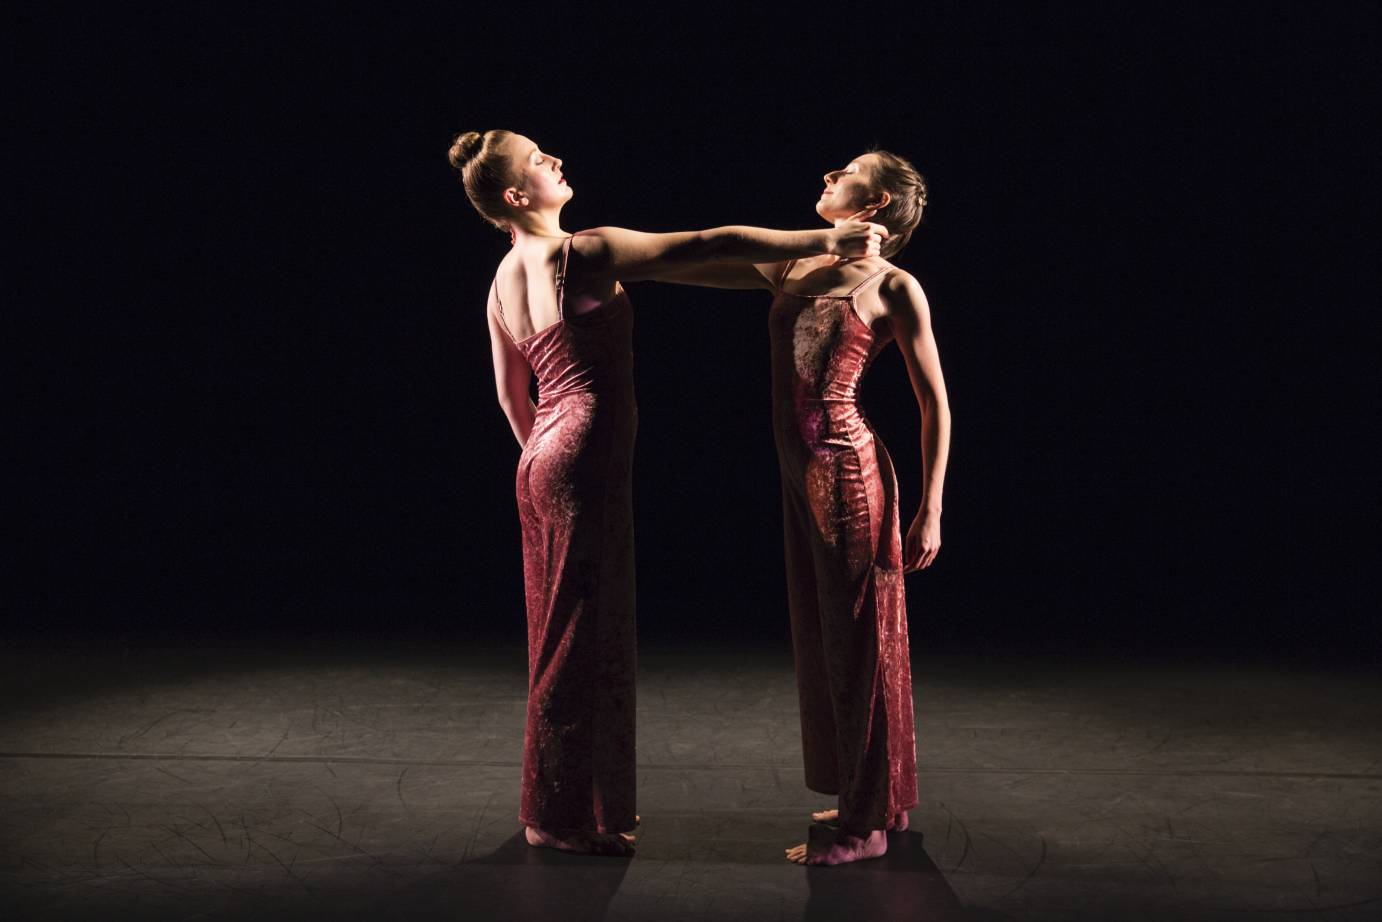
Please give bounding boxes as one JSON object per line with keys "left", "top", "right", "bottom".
{"left": 820, "top": 228, "right": 839, "bottom": 256}
{"left": 921, "top": 504, "right": 942, "bottom": 518}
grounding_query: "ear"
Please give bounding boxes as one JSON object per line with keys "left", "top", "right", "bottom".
{"left": 503, "top": 187, "right": 528, "bottom": 208}
{"left": 868, "top": 191, "right": 892, "bottom": 211}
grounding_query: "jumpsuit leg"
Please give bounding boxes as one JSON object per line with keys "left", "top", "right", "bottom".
{"left": 783, "top": 480, "right": 840, "bottom": 795}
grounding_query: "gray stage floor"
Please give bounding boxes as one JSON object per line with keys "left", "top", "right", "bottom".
{"left": 0, "top": 642, "right": 1378, "bottom": 920}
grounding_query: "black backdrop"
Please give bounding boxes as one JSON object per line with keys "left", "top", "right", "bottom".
{"left": 11, "top": 5, "right": 1378, "bottom": 659}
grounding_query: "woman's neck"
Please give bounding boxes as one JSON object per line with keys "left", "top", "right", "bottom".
{"left": 510, "top": 209, "right": 566, "bottom": 243}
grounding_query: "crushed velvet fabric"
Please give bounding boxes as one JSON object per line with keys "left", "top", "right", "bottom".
{"left": 769, "top": 262, "right": 918, "bottom": 835}
{"left": 500, "top": 236, "right": 637, "bottom": 834}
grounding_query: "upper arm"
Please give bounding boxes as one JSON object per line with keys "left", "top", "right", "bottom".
{"left": 572, "top": 226, "right": 715, "bottom": 282}
{"left": 655, "top": 261, "right": 778, "bottom": 291}
{"left": 486, "top": 288, "right": 531, "bottom": 403}
{"left": 881, "top": 272, "right": 947, "bottom": 406}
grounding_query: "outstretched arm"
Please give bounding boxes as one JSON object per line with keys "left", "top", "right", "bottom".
{"left": 612, "top": 211, "right": 886, "bottom": 291}
{"left": 653, "top": 261, "right": 779, "bottom": 290}
{"left": 574, "top": 220, "right": 885, "bottom": 284}
{"left": 487, "top": 291, "right": 535, "bottom": 449}
{"left": 881, "top": 271, "right": 951, "bottom": 572}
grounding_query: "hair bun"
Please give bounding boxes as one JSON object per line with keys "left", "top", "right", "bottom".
{"left": 448, "top": 131, "right": 485, "bottom": 171}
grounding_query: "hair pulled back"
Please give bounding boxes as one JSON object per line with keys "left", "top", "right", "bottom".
{"left": 448, "top": 129, "right": 517, "bottom": 231}
{"left": 865, "top": 149, "right": 928, "bottom": 258}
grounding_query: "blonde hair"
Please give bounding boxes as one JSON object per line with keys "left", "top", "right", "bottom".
{"left": 447, "top": 130, "right": 517, "bottom": 231}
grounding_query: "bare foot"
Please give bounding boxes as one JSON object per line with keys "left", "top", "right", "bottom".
{"left": 810, "top": 808, "right": 909, "bottom": 831}
{"left": 785, "top": 827, "right": 888, "bottom": 866}
{"left": 525, "top": 825, "right": 635, "bottom": 856}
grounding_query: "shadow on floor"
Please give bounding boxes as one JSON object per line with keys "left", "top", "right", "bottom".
{"left": 455, "top": 830, "right": 632, "bottom": 921}
{"left": 802, "top": 829, "right": 996, "bottom": 922}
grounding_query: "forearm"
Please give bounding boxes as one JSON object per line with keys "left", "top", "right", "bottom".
{"left": 699, "top": 226, "right": 831, "bottom": 263}
{"left": 919, "top": 397, "right": 950, "bottom": 515}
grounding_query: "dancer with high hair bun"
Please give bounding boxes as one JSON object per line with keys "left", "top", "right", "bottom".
{"left": 447, "top": 130, "right": 888, "bottom": 857}
{"left": 659, "top": 149, "right": 950, "bottom": 865}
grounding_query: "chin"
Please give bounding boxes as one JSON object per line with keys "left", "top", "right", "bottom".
{"left": 816, "top": 200, "right": 843, "bottom": 222}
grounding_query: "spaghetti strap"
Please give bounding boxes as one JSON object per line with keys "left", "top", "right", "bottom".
{"left": 847, "top": 264, "right": 895, "bottom": 298}
{"left": 556, "top": 235, "right": 575, "bottom": 319}
{"left": 491, "top": 278, "right": 518, "bottom": 342}
{"left": 776, "top": 259, "right": 797, "bottom": 292}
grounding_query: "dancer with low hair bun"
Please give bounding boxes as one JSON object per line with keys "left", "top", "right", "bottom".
{"left": 659, "top": 149, "right": 951, "bottom": 866}
{"left": 447, "top": 130, "right": 888, "bottom": 857}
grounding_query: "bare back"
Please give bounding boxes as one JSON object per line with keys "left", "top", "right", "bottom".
{"left": 491, "top": 235, "right": 624, "bottom": 342}
{"left": 490, "top": 238, "right": 567, "bottom": 343}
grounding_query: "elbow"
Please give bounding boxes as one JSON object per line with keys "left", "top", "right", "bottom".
{"left": 919, "top": 391, "right": 951, "bottom": 425}
{"left": 934, "top": 402, "right": 952, "bottom": 436}
{"left": 498, "top": 387, "right": 532, "bottom": 420}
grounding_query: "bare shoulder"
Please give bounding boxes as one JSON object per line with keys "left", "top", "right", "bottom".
{"left": 569, "top": 228, "right": 612, "bottom": 256}
{"left": 485, "top": 275, "right": 506, "bottom": 331}
{"left": 878, "top": 269, "right": 932, "bottom": 340}
{"left": 488, "top": 250, "right": 518, "bottom": 304}
{"left": 571, "top": 230, "right": 630, "bottom": 282}
{"left": 879, "top": 267, "right": 925, "bottom": 299}
{"left": 880, "top": 269, "right": 930, "bottom": 313}
{"left": 486, "top": 259, "right": 508, "bottom": 312}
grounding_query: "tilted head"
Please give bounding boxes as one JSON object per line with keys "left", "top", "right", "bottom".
{"left": 816, "top": 150, "right": 928, "bottom": 258}
{"left": 447, "top": 130, "right": 572, "bottom": 232}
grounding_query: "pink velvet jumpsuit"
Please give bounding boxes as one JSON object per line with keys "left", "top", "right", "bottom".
{"left": 495, "top": 235, "right": 638, "bottom": 835}
{"left": 768, "top": 260, "right": 919, "bottom": 835}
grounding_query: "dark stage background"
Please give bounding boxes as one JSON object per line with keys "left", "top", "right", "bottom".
{"left": 11, "top": 6, "right": 1377, "bottom": 659}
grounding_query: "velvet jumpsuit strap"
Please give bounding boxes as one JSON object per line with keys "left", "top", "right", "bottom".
{"left": 776, "top": 258, "right": 797, "bottom": 291}
{"left": 556, "top": 235, "right": 575, "bottom": 319}
{"left": 848, "top": 264, "right": 896, "bottom": 298}
{"left": 491, "top": 278, "right": 517, "bottom": 342}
